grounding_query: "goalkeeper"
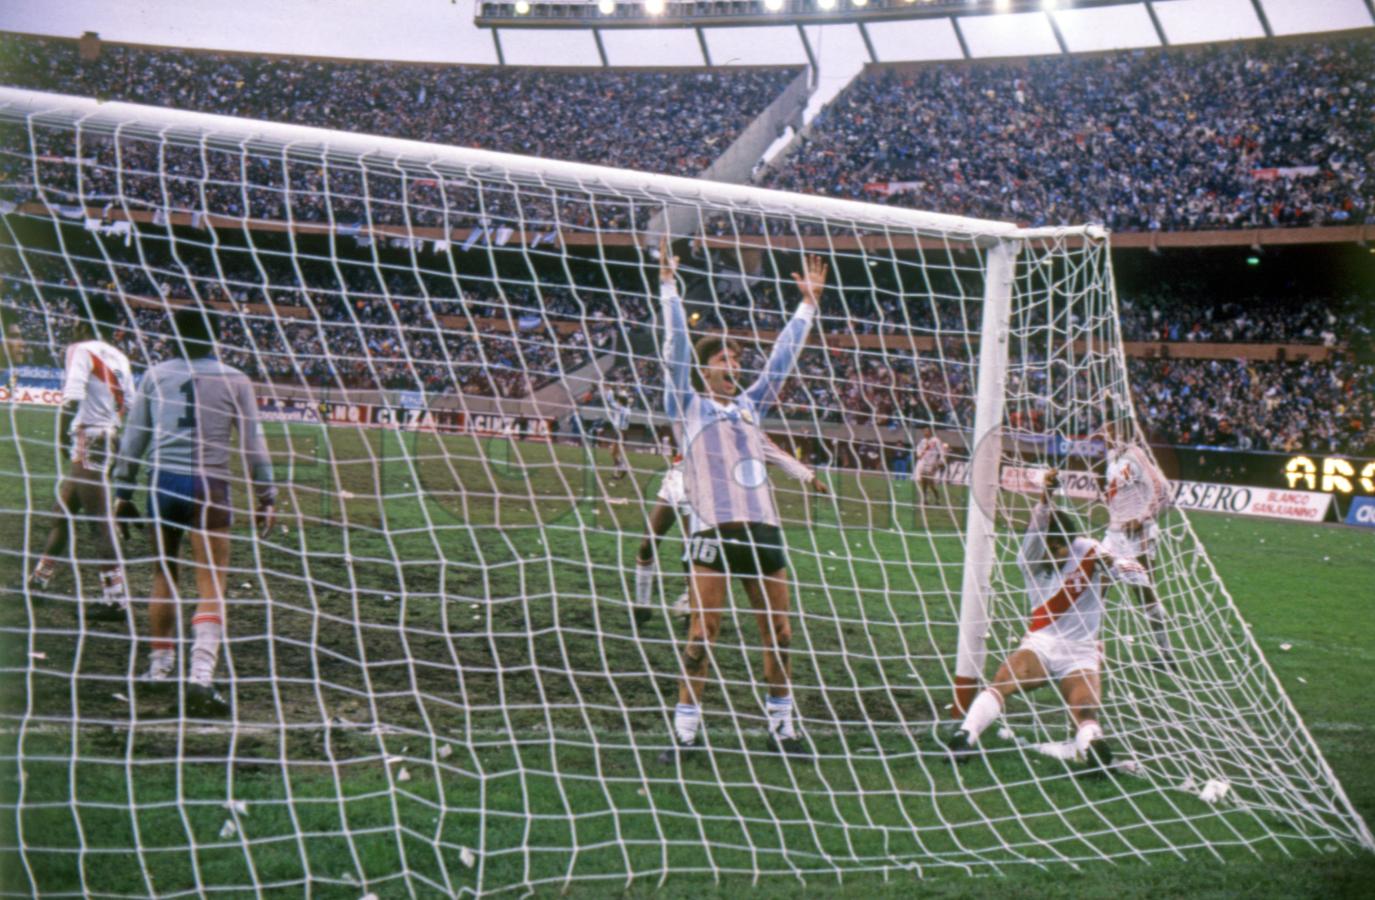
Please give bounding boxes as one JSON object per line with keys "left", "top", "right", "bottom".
{"left": 113, "top": 308, "right": 276, "bottom": 718}
{"left": 945, "top": 470, "right": 1143, "bottom": 771}
{"left": 656, "top": 237, "right": 826, "bottom": 762}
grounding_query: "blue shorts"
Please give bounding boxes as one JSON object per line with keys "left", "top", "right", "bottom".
{"left": 150, "top": 471, "right": 233, "bottom": 531}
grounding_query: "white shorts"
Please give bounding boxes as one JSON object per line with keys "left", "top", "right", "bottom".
{"left": 1102, "top": 520, "right": 1159, "bottom": 563}
{"left": 70, "top": 426, "right": 117, "bottom": 474}
{"left": 1019, "top": 630, "right": 1102, "bottom": 681}
{"left": 915, "top": 461, "right": 944, "bottom": 481}
{"left": 656, "top": 468, "right": 691, "bottom": 516}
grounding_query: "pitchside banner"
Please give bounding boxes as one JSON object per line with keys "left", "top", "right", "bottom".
{"left": 936, "top": 462, "right": 1333, "bottom": 523}
{"left": 0, "top": 384, "right": 64, "bottom": 406}
{"left": 315, "top": 400, "right": 552, "bottom": 439}
{"left": 1170, "top": 480, "right": 1333, "bottom": 523}
{"left": 1345, "top": 497, "right": 1375, "bottom": 529}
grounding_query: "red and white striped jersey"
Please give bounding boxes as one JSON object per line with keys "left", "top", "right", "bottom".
{"left": 1105, "top": 445, "right": 1169, "bottom": 529}
{"left": 916, "top": 437, "right": 946, "bottom": 467}
{"left": 1018, "top": 504, "right": 1143, "bottom": 642}
{"left": 61, "top": 339, "right": 134, "bottom": 433}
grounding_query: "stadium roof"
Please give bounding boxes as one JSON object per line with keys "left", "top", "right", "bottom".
{"left": 1, "top": 0, "right": 1371, "bottom": 66}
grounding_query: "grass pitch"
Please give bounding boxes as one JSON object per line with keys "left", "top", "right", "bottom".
{"left": 0, "top": 406, "right": 1371, "bottom": 898}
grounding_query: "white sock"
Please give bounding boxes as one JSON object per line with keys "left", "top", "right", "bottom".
{"left": 1075, "top": 719, "right": 1104, "bottom": 754}
{"left": 960, "top": 689, "right": 1004, "bottom": 744}
{"left": 766, "top": 694, "right": 795, "bottom": 739}
{"left": 673, "top": 703, "right": 701, "bottom": 745}
{"left": 1142, "top": 602, "right": 1173, "bottom": 656}
{"left": 146, "top": 646, "right": 176, "bottom": 680}
{"left": 189, "top": 613, "right": 223, "bottom": 687}
{"left": 634, "top": 561, "right": 655, "bottom": 608}
{"left": 100, "top": 568, "right": 129, "bottom": 608}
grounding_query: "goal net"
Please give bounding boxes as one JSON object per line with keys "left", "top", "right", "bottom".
{"left": 0, "top": 86, "right": 1369, "bottom": 896}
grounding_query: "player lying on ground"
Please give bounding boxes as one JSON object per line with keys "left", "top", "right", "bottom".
{"left": 27, "top": 307, "right": 136, "bottom": 621}
{"left": 113, "top": 308, "right": 275, "bottom": 718}
{"left": 631, "top": 435, "right": 829, "bottom": 626}
{"left": 945, "top": 471, "right": 1145, "bottom": 770}
{"left": 658, "top": 237, "right": 826, "bottom": 762}
{"left": 1100, "top": 419, "right": 1175, "bottom": 670}
{"left": 914, "top": 426, "right": 949, "bottom": 505}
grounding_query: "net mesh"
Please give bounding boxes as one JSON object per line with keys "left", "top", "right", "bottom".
{"left": 0, "top": 87, "right": 1369, "bottom": 897}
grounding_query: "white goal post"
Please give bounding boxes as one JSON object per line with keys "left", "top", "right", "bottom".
{"left": 0, "top": 85, "right": 1370, "bottom": 897}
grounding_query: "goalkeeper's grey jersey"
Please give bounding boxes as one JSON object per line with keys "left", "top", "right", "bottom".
{"left": 115, "top": 357, "right": 273, "bottom": 486}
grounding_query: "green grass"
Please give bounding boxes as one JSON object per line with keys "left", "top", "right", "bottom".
{"left": 0, "top": 406, "right": 1371, "bottom": 898}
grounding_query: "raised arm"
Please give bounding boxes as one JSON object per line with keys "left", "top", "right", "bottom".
{"left": 658, "top": 239, "right": 693, "bottom": 420}
{"left": 1133, "top": 445, "right": 1172, "bottom": 516}
{"left": 1016, "top": 499, "right": 1053, "bottom": 583}
{"left": 1017, "top": 468, "right": 1060, "bottom": 582}
{"left": 741, "top": 255, "right": 825, "bottom": 415}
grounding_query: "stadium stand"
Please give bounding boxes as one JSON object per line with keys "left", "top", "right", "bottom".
{"left": 761, "top": 36, "right": 1375, "bottom": 231}
{"left": 0, "top": 33, "right": 800, "bottom": 176}
{"left": 2, "top": 31, "right": 1370, "bottom": 454}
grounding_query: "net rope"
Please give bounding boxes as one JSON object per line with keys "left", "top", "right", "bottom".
{"left": 0, "top": 87, "right": 1369, "bottom": 897}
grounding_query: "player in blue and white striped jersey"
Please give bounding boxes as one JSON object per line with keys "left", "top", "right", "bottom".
{"left": 113, "top": 308, "right": 275, "bottom": 718}
{"left": 630, "top": 432, "right": 829, "bottom": 627}
{"left": 656, "top": 238, "right": 827, "bottom": 762}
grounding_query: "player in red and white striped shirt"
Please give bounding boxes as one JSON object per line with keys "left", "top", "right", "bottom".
{"left": 914, "top": 427, "right": 948, "bottom": 504}
{"left": 27, "top": 312, "right": 136, "bottom": 621}
{"left": 945, "top": 471, "right": 1141, "bottom": 770}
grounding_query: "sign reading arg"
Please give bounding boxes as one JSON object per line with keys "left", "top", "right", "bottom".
{"left": 1284, "top": 456, "right": 1375, "bottom": 495}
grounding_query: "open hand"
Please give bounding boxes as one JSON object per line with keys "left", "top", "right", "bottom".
{"left": 791, "top": 255, "right": 828, "bottom": 307}
{"left": 1043, "top": 467, "right": 1061, "bottom": 491}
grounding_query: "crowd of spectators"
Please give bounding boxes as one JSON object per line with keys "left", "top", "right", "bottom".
{"left": 8, "top": 253, "right": 1372, "bottom": 455}
{"left": 762, "top": 37, "right": 1375, "bottom": 231}
{"left": 1117, "top": 291, "right": 1369, "bottom": 347}
{"left": 0, "top": 247, "right": 629, "bottom": 398}
{"left": 0, "top": 34, "right": 798, "bottom": 237}
{"left": 1130, "top": 356, "right": 1374, "bottom": 455}
{"left": 3, "top": 31, "right": 1372, "bottom": 455}
{"left": 0, "top": 34, "right": 797, "bottom": 177}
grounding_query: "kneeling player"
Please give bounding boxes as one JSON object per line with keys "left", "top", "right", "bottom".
{"left": 945, "top": 473, "right": 1143, "bottom": 770}
{"left": 113, "top": 308, "right": 275, "bottom": 718}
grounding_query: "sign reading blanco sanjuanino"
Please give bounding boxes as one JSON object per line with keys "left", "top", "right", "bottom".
{"left": 1170, "top": 480, "right": 1333, "bottom": 522}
